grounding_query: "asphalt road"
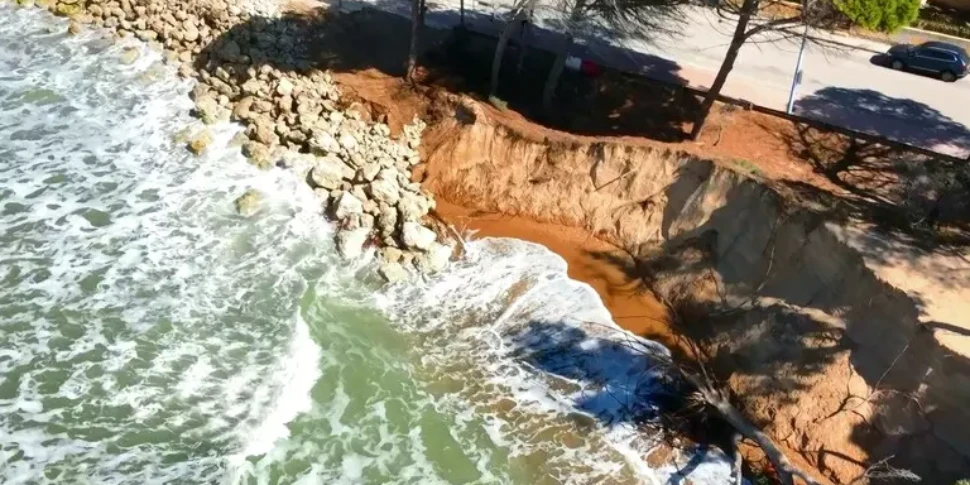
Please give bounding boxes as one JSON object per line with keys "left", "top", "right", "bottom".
{"left": 334, "top": 0, "right": 970, "bottom": 157}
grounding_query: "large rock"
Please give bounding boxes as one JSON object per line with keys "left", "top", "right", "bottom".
{"left": 310, "top": 155, "right": 354, "bottom": 190}
{"left": 397, "top": 192, "right": 430, "bottom": 222}
{"left": 377, "top": 203, "right": 398, "bottom": 236}
{"left": 377, "top": 261, "right": 408, "bottom": 283}
{"left": 335, "top": 228, "right": 369, "bottom": 260}
{"left": 368, "top": 178, "right": 400, "bottom": 206}
{"left": 195, "top": 94, "right": 227, "bottom": 125}
{"left": 218, "top": 40, "right": 241, "bottom": 61}
{"left": 120, "top": 47, "right": 140, "bottom": 65}
{"left": 334, "top": 191, "right": 363, "bottom": 221}
{"left": 401, "top": 222, "right": 436, "bottom": 251}
{"left": 426, "top": 242, "right": 452, "bottom": 272}
{"left": 242, "top": 141, "right": 273, "bottom": 170}
{"left": 276, "top": 78, "right": 294, "bottom": 96}
{"left": 232, "top": 96, "right": 256, "bottom": 121}
{"left": 234, "top": 188, "right": 261, "bottom": 217}
{"left": 309, "top": 131, "right": 339, "bottom": 155}
{"left": 187, "top": 129, "right": 212, "bottom": 155}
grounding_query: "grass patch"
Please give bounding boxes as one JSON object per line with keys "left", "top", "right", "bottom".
{"left": 734, "top": 159, "right": 763, "bottom": 177}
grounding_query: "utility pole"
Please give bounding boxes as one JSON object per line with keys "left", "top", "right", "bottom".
{"left": 786, "top": 21, "right": 809, "bottom": 114}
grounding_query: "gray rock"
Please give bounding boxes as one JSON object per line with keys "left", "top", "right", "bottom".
{"left": 377, "top": 261, "right": 408, "bottom": 283}
{"left": 187, "top": 129, "right": 212, "bottom": 155}
{"left": 219, "top": 40, "right": 241, "bottom": 61}
{"left": 362, "top": 199, "right": 379, "bottom": 215}
{"left": 242, "top": 141, "right": 273, "bottom": 170}
{"left": 397, "top": 192, "right": 430, "bottom": 222}
{"left": 379, "top": 246, "right": 404, "bottom": 264}
{"left": 252, "top": 119, "right": 279, "bottom": 146}
{"left": 310, "top": 155, "right": 354, "bottom": 190}
{"left": 426, "top": 242, "right": 452, "bottom": 272}
{"left": 234, "top": 188, "right": 261, "bottom": 217}
{"left": 120, "top": 47, "right": 139, "bottom": 65}
{"left": 358, "top": 160, "right": 379, "bottom": 181}
{"left": 334, "top": 192, "right": 363, "bottom": 221}
{"left": 183, "top": 22, "right": 199, "bottom": 42}
{"left": 368, "top": 178, "right": 400, "bottom": 206}
{"left": 276, "top": 78, "right": 294, "bottom": 96}
{"left": 377, "top": 203, "right": 398, "bottom": 236}
{"left": 401, "top": 222, "right": 436, "bottom": 251}
{"left": 195, "top": 94, "right": 226, "bottom": 125}
{"left": 336, "top": 228, "right": 369, "bottom": 260}
{"left": 309, "top": 131, "right": 339, "bottom": 155}
{"left": 338, "top": 132, "right": 358, "bottom": 152}
{"left": 232, "top": 96, "right": 255, "bottom": 121}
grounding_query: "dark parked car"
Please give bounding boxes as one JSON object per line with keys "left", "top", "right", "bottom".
{"left": 885, "top": 41, "right": 970, "bottom": 82}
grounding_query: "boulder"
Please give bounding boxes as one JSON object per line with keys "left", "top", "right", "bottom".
{"left": 338, "top": 132, "right": 358, "bottom": 152}
{"left": 368, "top": 178, "right": 400, "bottom": 206}
{"left": 218, "top": 39, "right": 241, "bottom": 61}
{"left": 232, "top": 96, "right": 255, "bottom": 121}
{"left": 276, "top": 78, "right": 294, "bottom": 96}
{"left": 313, "top": 188, "right": 331, "bottom": 208}
{"left": 183, "top": 22, "right": 199, "bottom": 43}
{"left": 359, "top": 162, "right": 380, "bottom": 182}
{"left": 67, "top": 21, "right": 82, "bottom": 35}
{"left": 187, "top": 129, "right": 212, "bottom": 155}
{"left": 379, "top": 246, "right": 404, "bottom": 264}
{"left": 309, "top": 131, "right": 339, "bottom": 155}
{"left": 242, "top": 141, "right": 273, "bottom": 170}
{"left": 120, "top": 47, "right": 140, "bottom": 65}
{"left": 335, "top": 228, "right": 369, "bottom": 260}
{"left": 426, "top": 242, "right": 452, "bottom": 272}
{"left": 195, "top": 94, "right": 226, "bottom": 125}
{"left": 252, "top": 119, "right": 278, "bottom": 146}
{"left": 397, "top": 192, "right": 430, "bottom": 222}
{"left": 54, "top": 3, "right": 82, "bottom": 17}
{"left": 377, "top": 203, "right": 398, "bottom": 236}
{"left": 334, "top": 191, "right": 363, "bottom": 221}
{"left": 377, "top": 261, "right": 408, "bottom": 283}
{"left": 401, "top": 222, "right": 436, "bottom": 251}
{"left": 310, "top": 155, "right": 354, "bottom": 190}
{"left": 234, "top": 188, "right": 261, "bottom": 217}
{"left": 279, "top": 150, "right": 317, "bottom": 180}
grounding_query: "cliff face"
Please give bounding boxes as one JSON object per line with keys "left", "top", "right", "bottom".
{"left": 420, "top": 96, "right": 970, "bottom": 484}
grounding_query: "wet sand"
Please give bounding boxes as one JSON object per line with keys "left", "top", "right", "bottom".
{"left": 436, "top": 201, "right": 679, "bottom": 349}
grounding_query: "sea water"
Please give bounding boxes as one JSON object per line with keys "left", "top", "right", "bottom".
{"left": 0, "top": 4, "right": 731, "bottom": 484}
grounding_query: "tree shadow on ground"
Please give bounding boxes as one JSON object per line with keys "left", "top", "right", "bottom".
{"left": 792, "top": 86, "right": 970, "bottom": 157}
{"left": 195, "top": 2, "right": 697, "bottom": 143}
{"left": 503, "top": 318, "right": 734, "bottom": 477}
{"left": 771, "top": 120, "right": 970, "bottom": 252}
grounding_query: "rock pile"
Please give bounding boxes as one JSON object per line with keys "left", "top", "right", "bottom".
{"left": 11, "top": 0, "right": 452, "bottom": 280}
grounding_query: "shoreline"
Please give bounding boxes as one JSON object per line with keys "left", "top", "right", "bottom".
{"left": 436, "top": 201, "right": 678, "bottom": 348}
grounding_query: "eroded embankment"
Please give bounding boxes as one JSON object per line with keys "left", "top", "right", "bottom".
{"left": 419, "top": 95, "right": 970, "bottom": 484}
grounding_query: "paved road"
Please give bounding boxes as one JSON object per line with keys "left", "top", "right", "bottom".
{"left": 333, "top": 0, "right": 970, "bottom": 157}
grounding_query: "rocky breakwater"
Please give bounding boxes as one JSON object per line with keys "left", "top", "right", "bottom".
{"left": 8, "top": 0, "right": 454, "bottom": 281}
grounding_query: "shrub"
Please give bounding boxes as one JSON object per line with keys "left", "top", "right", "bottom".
{"left": 835, "top": 0, "right": 921, "bottom": 32}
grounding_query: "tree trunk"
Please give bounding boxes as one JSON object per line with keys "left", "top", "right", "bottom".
{"left": 689, "top": 0, "right": 758, "bottom": 141}
{"left": 541, "top": 0, "right": 586, "bottom": 112}
{"left": 406, "top": 0, "right": 421, "bottom": 83}
{"left": 490, "top": 0, "right": 535, "bottom": 97}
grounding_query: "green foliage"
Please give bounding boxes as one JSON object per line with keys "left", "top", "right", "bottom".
{"left": 835, "top": 0, "right": 921, "bottom": 32}
{"left": 954, "top": 479, "right": 970, "bottom": 485}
